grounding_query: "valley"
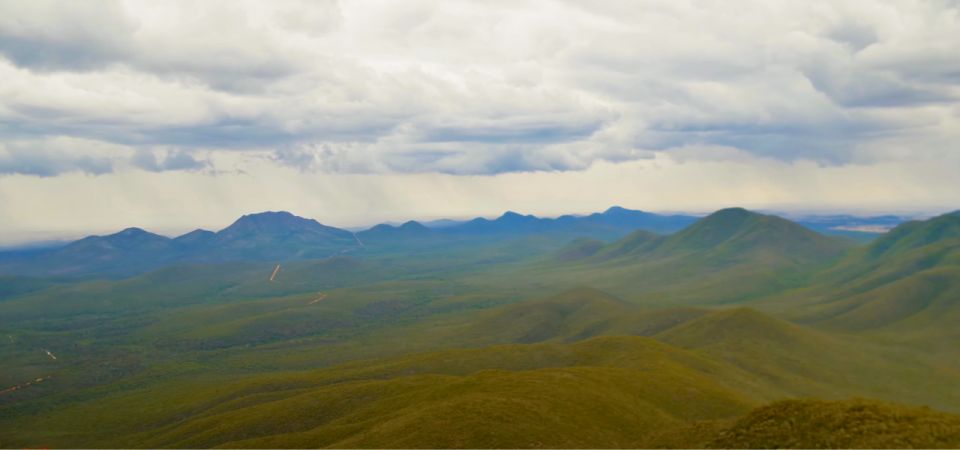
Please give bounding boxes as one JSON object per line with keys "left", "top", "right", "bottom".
{"left": 1, "top": 207, "right": 959, "bottom": 448}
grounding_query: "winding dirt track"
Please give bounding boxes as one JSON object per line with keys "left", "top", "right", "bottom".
{"left": 269, "top": 264, "right": 281, "bottom": 282}
{"left": 0, "top": 375, "right": 52, "bottom": 396}
{"left": 308, "top": 293, "right": 327, "bottom": 305}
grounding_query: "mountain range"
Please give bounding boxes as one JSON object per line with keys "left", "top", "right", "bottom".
{"left": 0, "top": 207, "right": 697, "bottom": 277}
{"left": 0, "top": 207, "right": 909, "bottom": 278}
{"left": 2, "top": 206, "right": 959, "bottom": 448}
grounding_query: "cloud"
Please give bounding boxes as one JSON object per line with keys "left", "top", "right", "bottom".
{"left": 0, "top": 0, "right": 957, "bottom": 176}
{"left": 132, "top": 149, "right": 209, "bottom": 172}
{"left": 0, "top": 137, "right": 119, "bottom": 176}
{"left": 0, "top": 1, "right": 135, "bottom": 71}
{"left": 0, "top": 150, "right": 113, "bottom": 177}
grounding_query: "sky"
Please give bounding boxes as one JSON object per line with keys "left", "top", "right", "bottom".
{"left": 0, "top": 0, "right": 959, "bottom": 244}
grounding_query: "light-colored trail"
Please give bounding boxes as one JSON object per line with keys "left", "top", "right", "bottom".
{"left": 308, "top": 293, "right": 327, "bottom": 305}
{"left": 43, "top": 349, "right": 57, "bottom": 361}
{"left": 0, "top": 375, "right": 52, "bottom": 396}
{"left": 269, "top": 264, "right": 281, "bottom": 282}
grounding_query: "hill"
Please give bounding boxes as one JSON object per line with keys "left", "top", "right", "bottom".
{"left": 0, "top": 335, "right": 758, "bottom": 448}
{"left": 453, "top": 287, "right": 709, "bottom": 346}
{"left": 706, "top": 398, "right": 960, "bottom": 449}
{"left": 771, "top": 212, "right": 960, "bottom": 343}
{"left": 651, "top": 208, "right": 849, "bottom": 264}
{"left": 514, "top": 208, "right": 853, "bottom": 305}
{"left": 452, "top": 290, "right": 960, "bottom": 408}
{"left": 202, "top": 211, "right": 359, "bottom": 261}
{"left": 0, "top": 207, "right": 700, "bottom": 278}
{"left": 0, "top": 212, "right": 363, "bottom": 277}
{"left": 445, "top": 207, "right": 697, "bottom": 238}
{"left": 6, "top": 327, "right": 959, "bottom": 448}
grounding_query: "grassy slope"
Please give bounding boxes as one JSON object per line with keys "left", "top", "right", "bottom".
{"left": 4, "top": 287, "right": 960, "bottom": 448}
{"left": 476, "top": 208, "right": 853, "bottom": 307}
{"left": 1, "top": 336, "right": 757, "bottom": 448}
{"left": 2, "top": 210, "right": 960, "bottom": 448}
{"left": 758, "top": 212, "right": 960, "bottom": 358}
{"left": 706, "top": 398, "right": 960, "bottom": 449}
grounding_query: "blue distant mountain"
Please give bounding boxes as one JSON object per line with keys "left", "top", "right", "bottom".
{"left": 0, "top": 207, "right": 915, "bottom": 278}
{"left": 0, "top": 211, "right": 361, "bottom": 277}
{"left": 433, "top": 206, "right": 698, "bottom": 238}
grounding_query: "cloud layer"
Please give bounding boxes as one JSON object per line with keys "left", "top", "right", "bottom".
{"left": 0, "top": 0, "right": 957, "bottom": 176}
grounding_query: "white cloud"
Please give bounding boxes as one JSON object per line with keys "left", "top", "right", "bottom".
{"left": 0, "top": 0, "right": 955, "bottom": 174}
{"left": 0, "top": 0, "right": 957, "bottom": 237}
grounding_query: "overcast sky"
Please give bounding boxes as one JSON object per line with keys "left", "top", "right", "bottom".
{"left": 1, "top": 0, "right": 958, "bottom": 244}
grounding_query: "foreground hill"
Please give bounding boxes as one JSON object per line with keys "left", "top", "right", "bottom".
{"left": 5, "top": 327, "right": 957, "bottom": 448}
{"left": 706, "top": 399, "right": 960, "bottom": 449}
{"left": 2, "top": 208, "right": 957, "bottom": 448}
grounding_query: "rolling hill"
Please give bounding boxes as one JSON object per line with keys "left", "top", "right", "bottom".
{"left": 4, "top": 322, "right": 958, "bottom": 448}
{"left": 706, "top": 398, "right": 960, "bottom": 449}
{"left": 512, "top": 208, "right": 855, "bottom": 305}
{"left": 770, "top": 212, "right": 960, "bottom": 344}
{"left": 1, "top": 207, "right": 957, "bottom": 448}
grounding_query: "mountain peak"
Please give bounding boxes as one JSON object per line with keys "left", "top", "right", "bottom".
{"left": 499, "top": 210, "right": 525, "bottom": 218}
{"left": 707, "top": 207, "right": 753, "bottom": 219}
{"left": 221, "top": 211, "right": 322, "bottom": 233}
{"left": 235, "top": 210, "right": 300, "bottom": 222}
{"left": 659, "top": 208, "right": 847, "bottom": 262}
{"left": 603, "top": 206, "right": 633, "bottom": 214}
{"left": 665, "top": 207, "right": 763, "bottom": 248}
{"left": 497, "top": 211, "right": 538, "bottom": 222}
{"left": 65, "top": 226, "right": 171, "bottom": 254}
{"left": 214, "top": 210, "right": 355, "bottom": 257}
{"left": 115, "top": 227, "right": 152, "bottom": 236}
{"left": 399, "top": 220, "right": 427, "bottom": 230}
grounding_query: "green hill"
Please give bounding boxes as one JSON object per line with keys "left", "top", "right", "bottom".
{"left": 769, "top": 212, "right": 960, "bottom": 343}
{"left": 591, "top": 229, "right": 660, "bottom": 260}
{"left": 653, "top": 208, "right": 850, "bottom": 264}
{"left": 3, "top": 208, "right": 960, "bottom": 449}
{"left": 8, "top": 328, "right": 959, "bottom": 449}
{"left": 553, "top": 237, "right": 606, "bottom": 261}
{"left": 453, "top": 287, "right": 710, "bottom": 345}
{"left": 1, "top": 336, "right": 758, "bottom": 448}
{"left": 517, "top": 208, "right": 852, "bottom": 305}
{"left": 706, "top": 398, "right": 960, "bottom": 449}
{"left": 862, "top": 212, "right": 960, "bottom": 260}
